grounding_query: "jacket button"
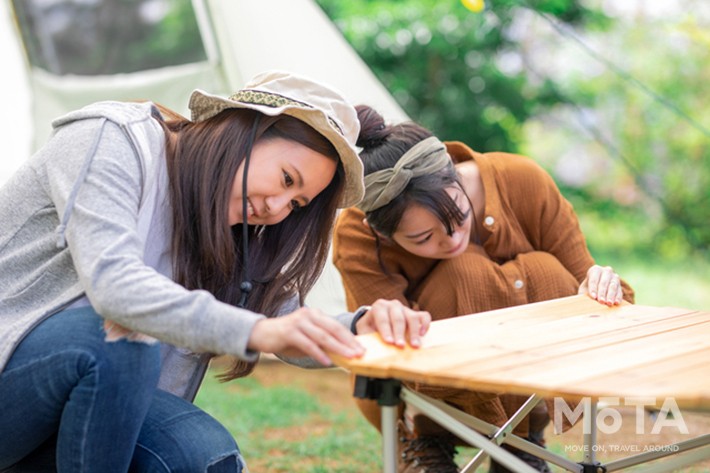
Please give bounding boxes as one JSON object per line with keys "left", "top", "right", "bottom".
{"left": 514, "top": 279, "right": 524, "bottom": 289}
{"left": 484, "top": 216, "right": 495, "bottom": 227}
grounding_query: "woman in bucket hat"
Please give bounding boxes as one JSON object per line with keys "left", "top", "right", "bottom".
{"left": 0, "top": 71, "right": 431, "bottom": 472}
{"left": 333, "top": 105, "right": 636, "bottom": 473}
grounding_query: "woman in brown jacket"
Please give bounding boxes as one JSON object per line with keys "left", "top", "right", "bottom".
{"left": 332, "top": 105, "right": 635, "bottom": 473}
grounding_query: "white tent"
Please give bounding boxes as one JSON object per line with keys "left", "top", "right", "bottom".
{"left": 0, "top": 1, "right": 31, "bottom": 184}
{"left": 1, "top": 0, "right": 408, "bottom": 314}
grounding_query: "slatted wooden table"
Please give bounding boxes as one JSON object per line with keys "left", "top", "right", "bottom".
{"left": 332, "top": 295, "right": 710, "bottom": 473}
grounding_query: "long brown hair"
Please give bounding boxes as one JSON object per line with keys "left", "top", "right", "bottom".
{"left": 159, "top": 107, "right": 344, "bottom": 380}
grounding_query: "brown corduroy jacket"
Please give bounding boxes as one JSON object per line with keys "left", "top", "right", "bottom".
{"left": 333, "top": 141, "right": 635, "bottom": 312}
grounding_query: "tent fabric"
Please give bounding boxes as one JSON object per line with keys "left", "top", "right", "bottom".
{"left": 2, "top": 0, "right": 409, "bottom": 314}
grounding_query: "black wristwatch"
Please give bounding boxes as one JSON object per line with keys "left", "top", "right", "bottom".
{"left": 350, "top": 305, "right": 372, "bottom": 334}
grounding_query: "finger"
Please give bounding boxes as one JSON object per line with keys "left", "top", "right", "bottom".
{"left": 289, "top": 329, "right": 333, "bottom": 366}
{"left": 586, "top": 265, "right": 603, "bottom": 299}
{"left": 578, "top": 277, "right": 589, "bottom": 297}
{"left": 597, "top": 270, "right": 612, "bottom": 303}
{"left": 402, "top": 309, "right": 423, "bottom": 347}
{"left": 404, "top": 310, "right": 432, "bottom": 347}
{"left": 597, "top": 268, "right": 616, "bottom": 305}
{"left": 604, "top": 276, "right": 615, "bottom": 305}
{"left": 418, "top": 310, "right": 432, "bottom": 336}
{"left": 305, "top": 311, "right": 365, "bottom": 356}
{"left": 388, "top": 305, "right": 408, "bottom": 347}
{"left": 367, "top": 302, "right": 395, "bottom": 344}
{"left": 265, "top": 317, "right": 332, "bottom": 365}
{"left": 609, "top": 276, "right": 624, "bottom": 305}
{"left": 296, "top": 319, "right": 363, "bottom": 362}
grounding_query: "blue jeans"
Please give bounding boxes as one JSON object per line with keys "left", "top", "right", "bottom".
{"left": 0, "top": 307, "right": 245, "bottom": 472}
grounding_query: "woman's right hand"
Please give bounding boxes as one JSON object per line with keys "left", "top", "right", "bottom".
{"left": 247, "top": 307, "right": 365, "bottom": 367}
{"left": 353, "top": 299, "right": 431, "bottom": 348}
{"left": 578, "top": 264, "right": 624, "bottom": 306}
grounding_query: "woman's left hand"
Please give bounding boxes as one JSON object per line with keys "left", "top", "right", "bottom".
{"left": 579, "top": 265, "right": 624, "bottom": 306}
{"left": 354, "top": 299, "right": 432, "bottom": 348}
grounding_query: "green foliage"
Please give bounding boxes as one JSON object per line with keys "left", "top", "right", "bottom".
{"left": 135, "top": 0, "right": 206, "bottom": 70}
{"left": 531, "top": 8, "right": 710, "bottom": 255}
{"left": 316, "top": 0, "right": 607, "bottom": 152}
{"left": 316, "top": 0, "right": 710, "bottom": 255}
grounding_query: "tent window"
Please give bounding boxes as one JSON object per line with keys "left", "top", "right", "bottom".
{"left": 11, "top": 0, "right": 208, "bottom": 76}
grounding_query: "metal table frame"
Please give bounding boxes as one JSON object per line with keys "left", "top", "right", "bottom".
{"left": 356, "top": 377, "right": 710, "bottom": 473}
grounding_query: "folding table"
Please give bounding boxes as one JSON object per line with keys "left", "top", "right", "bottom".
{"left": 331, "top": 295, "right": 710, "bottom": 472}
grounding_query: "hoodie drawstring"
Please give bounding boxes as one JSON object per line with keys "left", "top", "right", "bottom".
{"left": 237, "top": 116, "right": 260, "bottom": 309}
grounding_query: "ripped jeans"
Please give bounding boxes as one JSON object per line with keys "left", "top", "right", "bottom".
{"left": 0, "top": 307, "right": 245, "bottom": 472}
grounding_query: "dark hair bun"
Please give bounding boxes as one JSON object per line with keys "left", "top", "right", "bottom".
{"left": 356, "top": 104, "right": 389, "bottom": 149}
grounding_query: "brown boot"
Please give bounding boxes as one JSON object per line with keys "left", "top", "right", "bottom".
{"left": 397, "top": 420, "right": 459, "bottom": 473}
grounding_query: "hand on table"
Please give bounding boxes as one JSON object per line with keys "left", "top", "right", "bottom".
{"left": 579, "top": 264, "right": 624, "bottom": 306}
{"left": 248, "top": 307, "right": 365, "bottom": 366}
{"left": 354, "top": 299, "right": 432, "bottom": 348}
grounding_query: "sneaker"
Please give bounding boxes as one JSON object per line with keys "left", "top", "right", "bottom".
{"left": 488, "top": 430, "right": 551, "bottom": 473}
{"left": 398, "top": 420, "right": 459, "bottom": 473}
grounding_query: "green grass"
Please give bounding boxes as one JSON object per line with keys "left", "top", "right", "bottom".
{"left": 194, "top": 371, "right": 382, "bottom": 472}
{"left": 592, "top": 251, "right": 710, "bottom": 310}
{"left": 195, "top": 250, "right": 710, "bottom": 472}
{"left": 578, "top": 205, "right": 710, "bottom": 310}
{"left": 196, "top": 365, "right": 710, "bottom": 472}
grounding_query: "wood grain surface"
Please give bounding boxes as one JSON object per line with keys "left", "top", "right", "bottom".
{"left": 332, "top": 295, "right": 710, "bottom": 409}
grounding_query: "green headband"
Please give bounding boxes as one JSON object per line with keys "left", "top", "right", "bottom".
{"left": 357, "top": 136, "right": 451, "bottom": 213}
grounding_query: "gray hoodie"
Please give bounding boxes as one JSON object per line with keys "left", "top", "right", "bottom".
{"left": 0, "top": 101, "right": 355, "bottom": 400}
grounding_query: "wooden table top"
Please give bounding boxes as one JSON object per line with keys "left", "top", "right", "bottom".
{"left": 332, "top": 295, "right": 710, "bottom": 410}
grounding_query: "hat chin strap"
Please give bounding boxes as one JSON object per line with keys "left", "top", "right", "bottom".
{"left": 237, "top": 116, "right": 260, "bottom": 309}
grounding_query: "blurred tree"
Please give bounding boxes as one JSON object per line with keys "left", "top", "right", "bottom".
{"left": 316, "top": 0, "right": 709, "bottom": 256}
{"left": 518, "top": 2, "right": 710, "bottom": 257}
{"left": 315, "top": 0, "right": 608, "bottom": 151}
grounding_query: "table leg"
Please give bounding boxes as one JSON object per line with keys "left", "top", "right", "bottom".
{"left": 402, "top": 388, "right": 539, "bottom": 472}
{"left": 580, "top": 400, "right": 606, "bottom": 472}
{"left": 461, "top": 394, "right": 544, "bottom": 472}
{"left": 352, "top": 376, "right": 402, "bottom": 473}
{"left": 583, "top": 400, "right": 598, "bottom": 465}
{"left": 382, "top": 404, "right": 398, "bottom": 473}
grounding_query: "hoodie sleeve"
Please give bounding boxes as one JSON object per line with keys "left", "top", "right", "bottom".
{"left": 41, "top": 114, "right": 265, "bottom": 360}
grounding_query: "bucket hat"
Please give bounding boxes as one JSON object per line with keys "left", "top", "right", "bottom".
{"left": 188, "top": 70, "right": 364, "bottom": 208}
